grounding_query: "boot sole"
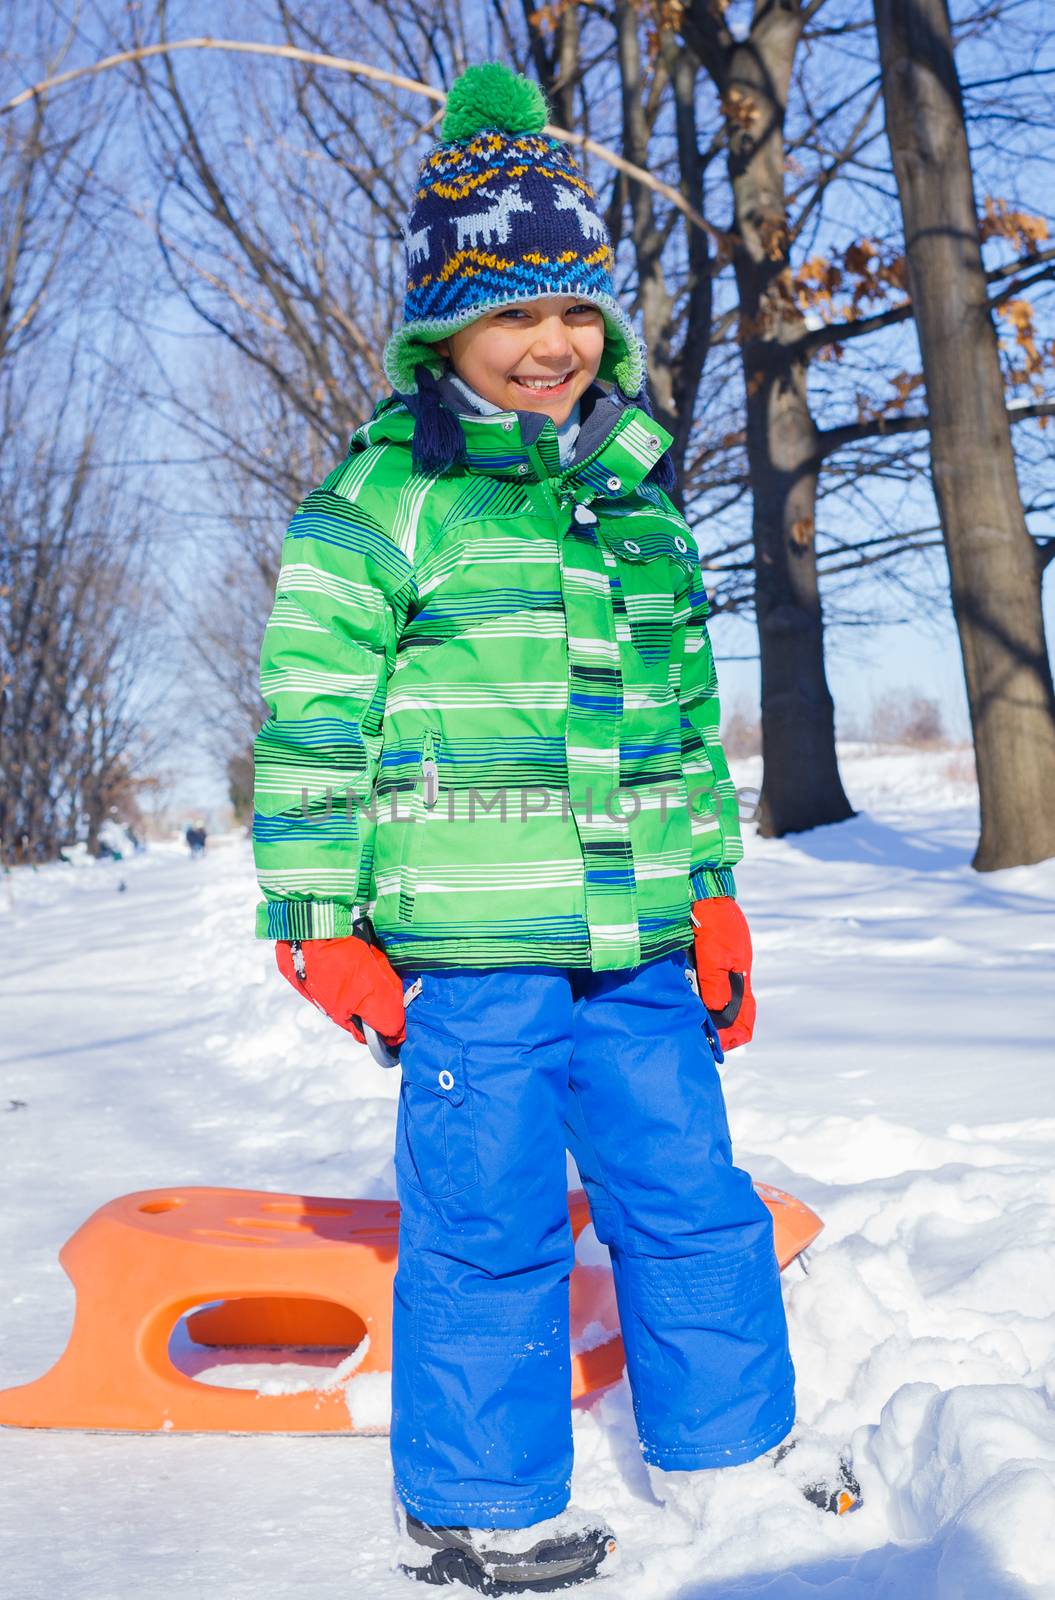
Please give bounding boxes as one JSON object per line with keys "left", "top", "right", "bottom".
{"left": 399, "top": 1529, "right": 615, "bottom": 1593}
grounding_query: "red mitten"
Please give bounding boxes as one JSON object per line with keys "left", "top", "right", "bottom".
{"left": 691, "top": 896, "right": 756, "bottom": 1051}
{"left": 276, "top": 934, "right": 406, "bottom": 1046}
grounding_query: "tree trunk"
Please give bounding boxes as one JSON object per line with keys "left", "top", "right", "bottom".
{"left": 876, "top": 0, "right": 1055, "bottom": 869}
{"left": 721, "top": 3, "right": 854, "bottom": 836}
{"left": 611, "top": 5, "right": 713, "bottom": 509}
{"left": 615, "top": 0, "right": 675, "bottom": 420}
{"left": 522, "top": 0, "right": 580, "bottom": 131}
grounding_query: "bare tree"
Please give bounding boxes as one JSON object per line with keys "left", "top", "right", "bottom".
{"left": 875, "top": 0, "right": 1055, "bottom": 869}
{"left": 0, "top": 7, "right": 161, "bottom": 860}
{"left": 683, "top": 0, "right": 856, "bottom": 836}
{"left": 0, "top": 39, "right": 93, "bottom": 365}
{"left": 0, "top": 378, "right": 158, "bottom": 863}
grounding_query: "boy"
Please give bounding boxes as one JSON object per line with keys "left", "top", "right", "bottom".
{"left": 253, "top": 63, "right": 828, "bottom": 1593}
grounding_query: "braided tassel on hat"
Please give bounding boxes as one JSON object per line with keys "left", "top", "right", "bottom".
{"left": 404, "top": 365, "right": 467, "bottom": 477}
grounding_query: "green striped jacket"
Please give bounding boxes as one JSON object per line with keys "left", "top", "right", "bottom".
{"left": 253, "top": 382, "right": 742, "bottom": 971}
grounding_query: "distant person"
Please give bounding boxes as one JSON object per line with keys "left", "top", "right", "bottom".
{"left": 185, "top": 822, "right": 207, "bottom": 857}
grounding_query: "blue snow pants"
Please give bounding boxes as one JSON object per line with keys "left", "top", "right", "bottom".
{"left": 390, "top": 950, "right": 796, "bottom": 1529}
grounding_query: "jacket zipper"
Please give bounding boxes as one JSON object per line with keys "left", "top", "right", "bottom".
{"left": 421, "top": 729, "right": 439, "bottom": 810}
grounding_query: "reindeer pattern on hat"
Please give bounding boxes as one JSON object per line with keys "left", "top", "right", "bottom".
{"left": 402, "top": 221, "right": 431, "bottom": 267}
{"left": 553, "top": 184, "right": 608, "bottom": 242}
{"left": 454, "top": 187, "right": 534, "bottom": 250}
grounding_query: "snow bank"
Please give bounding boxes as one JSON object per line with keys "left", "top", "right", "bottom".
{"left": 862, "top": 1383, "right": 1055, "bottom": 1591}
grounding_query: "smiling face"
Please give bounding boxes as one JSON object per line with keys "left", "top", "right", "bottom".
{"left": 433, "top": 296, "right": 606, "bottom": 424}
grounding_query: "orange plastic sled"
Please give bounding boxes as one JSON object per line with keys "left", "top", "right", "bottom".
{"left": 0, "top": 1183, "right": 821, "bottom": 1435}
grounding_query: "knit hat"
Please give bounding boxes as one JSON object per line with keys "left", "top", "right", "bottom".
{"left": 382, "top": 62, "right": 646, "bottom": 402}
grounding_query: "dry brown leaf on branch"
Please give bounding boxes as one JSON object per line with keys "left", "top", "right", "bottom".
{"left": 853, "top": 371, "right": 924, "bottom": 426}
{"left": 979, "top": 196, "right": 1050, "bottom": 254}
{"left": 528, "top": 0, "right": 588, "bottom": 35}
{"left": 995, "top": 298, "right": 1055, "bottom": 409}
{"left": 884, "top": 371, "right": 925, "bottom": 411}
{"left": 998, "top": 298, "right": 1045, "bottom": 379}
{"left": 793, "top": 255, "right": 844, "bottom": 317}
{"left": 714, "top": 230, "right": 738, "bottom": 268}
{"left": 792, "top": 241, "right": 907, "bottom": 329}
{"left": 842, "top": 239, "right": 908, "bottom": 311}
{"left": 759, "top": 218, "right": 792, "bottom": 264}
{"left": 644, "top": 0, "right": 686, "bottom": 57}
{"left": 722, "top": 87, "right": 760, "bottom": 132}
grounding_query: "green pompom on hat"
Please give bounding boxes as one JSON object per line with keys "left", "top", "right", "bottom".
{"left": 382, "top": 60, "right": 645, "bottom": 403}
{"left": 440, "top": 62, "right": 549, "bottom": 141}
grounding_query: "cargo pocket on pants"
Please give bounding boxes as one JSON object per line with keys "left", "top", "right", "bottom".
{"left": 396, "top": 1023, "right": 478, "bottom": 1199}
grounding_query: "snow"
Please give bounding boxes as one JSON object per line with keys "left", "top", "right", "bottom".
{"left": 1, "top": 748, "right": 1053, "bottom": 1597}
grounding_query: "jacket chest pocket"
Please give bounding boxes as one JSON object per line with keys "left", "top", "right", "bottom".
{"left": 612, "top": 558, "right": 675, "bottom": 670}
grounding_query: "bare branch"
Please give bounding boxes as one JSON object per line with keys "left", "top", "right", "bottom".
{"left": 0, "top": 34, "right": 727, "bottom": 243}
{"left": 815, "top": 393, "right": 1055, "bottom": 460}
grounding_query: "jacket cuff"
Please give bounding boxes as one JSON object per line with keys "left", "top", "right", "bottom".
{"left": 255, "top": 900, "right": 358, "bottom": 940}
{"left": 689, "top": 865, "right": 737, "bottom": 901}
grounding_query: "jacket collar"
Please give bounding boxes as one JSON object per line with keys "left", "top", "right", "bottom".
{"left": 356, "top": 382, "right": 672, "bottom": 501}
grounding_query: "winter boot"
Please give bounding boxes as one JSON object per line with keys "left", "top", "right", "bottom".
{"left": 770, "top": 1435, "right": 863, "bottom": 1516}
{"left": 398, "top": 1504, "right": 617, "bottom": 1593}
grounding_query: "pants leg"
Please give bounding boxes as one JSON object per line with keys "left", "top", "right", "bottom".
{"left": 565, "top": 950, "right": 796, "bottom": 1469}
{"left": 390, "top": 967, "right": 576, "bottom": 1529}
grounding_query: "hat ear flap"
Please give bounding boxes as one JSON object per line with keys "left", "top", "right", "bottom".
{"left": 633, "top": 378, "right": 677, "bottom": 494}
{"left": 403, "top": 364, "right": 467, "bottom": 476}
